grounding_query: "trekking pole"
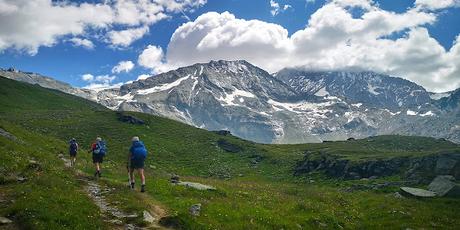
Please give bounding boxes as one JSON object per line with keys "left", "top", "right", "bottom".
{"left": 126, "top": 162, "right": 131, "bottom": 187}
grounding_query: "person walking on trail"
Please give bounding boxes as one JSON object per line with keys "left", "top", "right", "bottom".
{"left": 89, "top": 137, "right": 106, "bottom": 178}
{"left": 128, "top": 136, "right": 148, "bottom": 192}
{"left": 69, "top": 138, "right": 79, "bottom": 167}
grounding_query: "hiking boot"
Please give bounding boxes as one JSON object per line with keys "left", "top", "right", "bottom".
{"left": 98, "top": 171, "right": 102, "bottom": 177}
{"left": 141, "top": 185, "right": 145, "bottom": 193}
{"left": 130, "top": 182, "right": 135, "bottom": 190}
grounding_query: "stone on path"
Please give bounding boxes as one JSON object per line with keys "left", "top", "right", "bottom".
{"left": 400, "top": 187, "right": 436, "bottom": 198}
{"left": 176, "top": 181, "right": 216, "bottom": 191}
{"left": 428, "top": 175, "right": 460, "bottom": 198}
{"left": 189, "top": 203, "right": 201, "bottom": 216}
{"left": 0, "top": 216, "right": 13, "bottom": 225}
{"left": 143, "top": 210, "right": 155, "bottom": 223}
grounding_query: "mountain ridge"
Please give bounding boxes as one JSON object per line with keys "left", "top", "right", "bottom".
{"left": 1, "top": 61, "right": 459, "bottom": 144}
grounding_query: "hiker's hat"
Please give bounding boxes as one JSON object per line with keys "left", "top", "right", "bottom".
{"left": 132, "top": 136, "right": 139, "bottom": 142}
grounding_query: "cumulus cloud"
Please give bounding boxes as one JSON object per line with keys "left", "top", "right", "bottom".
{"left": 107, "top": 26, "right": 149, "bottom": 47}
{"left": 155, "top": 1, "right": 460, "bottom": 92}
{"left": 415, "top": 0, "right": 460, "bottom": 10}
{"left": 69, "top": 38, "right": 95, "bottom": 49}
{"left": 0, "top": 0, "right": 207, "bottom": 54}
{"left": 138, "top": 45, "right": 170, "bottom": 73}
{"left": 81, "top": 73, "right": 94, "bottom": 82}
{"left": 112, "top": 60, "right": 135, "bottom": 73}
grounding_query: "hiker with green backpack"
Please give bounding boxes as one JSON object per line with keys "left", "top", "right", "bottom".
{"left": 128, "top": 136, "right": 148, "bottom": 192}
{"left": 89, "top": 137, "right": 106, "bottom": 178}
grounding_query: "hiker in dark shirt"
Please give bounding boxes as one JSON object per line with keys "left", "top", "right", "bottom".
{"left": 69, "top": 138, "right": 79, "bottom": 167}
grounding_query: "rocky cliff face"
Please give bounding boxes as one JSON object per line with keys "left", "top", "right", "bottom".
{"left": 294, "top": 150, "right": 460, "bottom": 183}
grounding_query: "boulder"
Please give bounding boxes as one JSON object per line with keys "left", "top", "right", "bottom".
{"left": 0, "top": 128, "right": 17, "bottom": 142}
{"left": 400, "top": 187, "right": 436, "bottom": 198}
{"left": 170, "top": 174, "right": 180, "bottom": 184}
{"left": 0, "top": 216, "right": 12, "bottom": 224}
{"left": 189, "top": 203, "right": 201, "bottom": 216}
{"left": 428, "top": 175, "right": 460, "bottom": 198}
{"left": 435, "top": 156, "right": 458, "bottom": 175}
{"left": 143, "top": 210, "right": 155, "bottom": 223}
{"left": 176, "top": 181, "right": 216, "bottom": 191}
{"left": 214, "top": 130, "right": 231, "bottom": 136}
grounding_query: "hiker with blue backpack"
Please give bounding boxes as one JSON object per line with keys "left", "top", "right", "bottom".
{"left": 128, "top": 136, "right": 148, "bottom": 192}
{"left": 69, "top": 138, "right": 79, "bottom": 167}
{"left": 89, "top": 137, "right": 106, "bottom": 178}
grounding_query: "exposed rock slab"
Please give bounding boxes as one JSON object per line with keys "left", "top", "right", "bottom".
{"left": 428, "top": 175, "right": 460, "bottom": 198}
{"left": 400, "top": 187, "right": 436, "bottom": 198}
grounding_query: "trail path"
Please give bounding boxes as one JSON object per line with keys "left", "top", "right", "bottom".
{"left": 60, "top": 156, "right": 169, "bottom": 229}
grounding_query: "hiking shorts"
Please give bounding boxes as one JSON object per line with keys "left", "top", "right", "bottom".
{"left": 69, "top": 151, "right": 77, "bottom": 157}
{"left": 130, "top": 158, "right": 145, "bottom": 169}
{"left": 92, "top": 154, "right": 104, "bottom": 163}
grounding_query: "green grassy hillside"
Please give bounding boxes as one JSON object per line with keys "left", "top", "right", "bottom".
{"left": 1, "top": 76, "right": 459, "bottom": 229}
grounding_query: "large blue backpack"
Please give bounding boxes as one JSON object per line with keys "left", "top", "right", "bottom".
{"left": 131, "top": 141, "right": 147, "bottom": 159}
{"left": 94, "top": 141, "right": 107, "bottom": 156}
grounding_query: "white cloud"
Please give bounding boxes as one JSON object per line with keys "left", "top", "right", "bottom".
{"left": 81, "top": 73, "right": 118, "bottom": 91}
{"left": 415, "top": 0, "right": 460, "bottom": 10}
{"left": 83, "top": 82, "right": 123, "bottom": 91}
{"left": 69, "top": 38, "right": 95, "bottom": 49}
{"left": 95, "top": 75, "right": 116, "bottom": 84}
{"left": 112, "top": 60, "right": 135, "bottom": 73}
{"left": 160, "top": 1, "right": 460, "bottom": 92}
{"left": 107, "top": 26, "right": 149, "bottom": 47}
{"left": 81, "top": 73, "right": 94, "bottom": 82}
{"left": 270, "top": 0, "right": 280, "bottom": 16}
{"left": 138, "top": 45, "right": 170, "bottom": 73}
{"left": 0, "top": 0, "right": 207, "bottom": 54}
{"left": 166, "top": 11, "right": 291, "bottom": 71}
{"left": 270, "top": 0, "right": 291, "bottom": 16}
{"left": 137, "top": 74, "right": 151, "bottom": 81}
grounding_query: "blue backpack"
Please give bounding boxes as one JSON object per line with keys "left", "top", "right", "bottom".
{"left": 94, "top": 141, "right": 107, "bottom": 156}
{"left": 131, "top": 141, "right": 147, "bottom": 159}
{"left": 69, "top": 141, "right": 78, "bottom": 153}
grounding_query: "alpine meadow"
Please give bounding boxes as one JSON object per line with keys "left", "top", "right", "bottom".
{"left": 1, "top": 0, "right": 460, "bottom": 229}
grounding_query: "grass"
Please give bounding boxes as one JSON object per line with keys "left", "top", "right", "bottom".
{"left": 1, "top": 76, "right": 460, "bottom": 229}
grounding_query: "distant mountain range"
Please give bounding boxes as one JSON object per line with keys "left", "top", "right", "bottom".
{"left": 2, "top": 61, "right": 459, "bottom": 144}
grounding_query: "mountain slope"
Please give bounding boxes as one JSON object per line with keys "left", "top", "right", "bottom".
{"left": 2, "top": 62, "right": 459, "bottom": 144}
{"left": 94, "top": 62, "right": 459, "bottom": 144}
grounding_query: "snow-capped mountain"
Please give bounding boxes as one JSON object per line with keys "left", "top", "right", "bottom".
{"left": 1, "top": 61, "right": 459, "bottom": 144}
{"left": 274, "top": 69, "right": 431, "bottom": 110}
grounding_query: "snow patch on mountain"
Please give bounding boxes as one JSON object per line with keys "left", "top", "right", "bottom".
{"left": 137, "top": 75, "right": 190, "bottom": 95}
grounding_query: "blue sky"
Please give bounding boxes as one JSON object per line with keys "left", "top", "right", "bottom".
{"left": 0, "top": 0, "right": 459, "bottom": 92}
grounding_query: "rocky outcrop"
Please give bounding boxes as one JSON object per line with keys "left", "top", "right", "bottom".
{"left": 294, "top": 151, "right": 460, "bottom": 182}
{"left": 428, "top": 175, "right": 460, "bottom": 197}
{"left": 116, "top": 112, "right": 145, "bottom": 125}
{"left": 400, "top": 187, "right": 437, "bottom": 198}
{"left": 217, "top": 139, "right": 241, "bottom": 153}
